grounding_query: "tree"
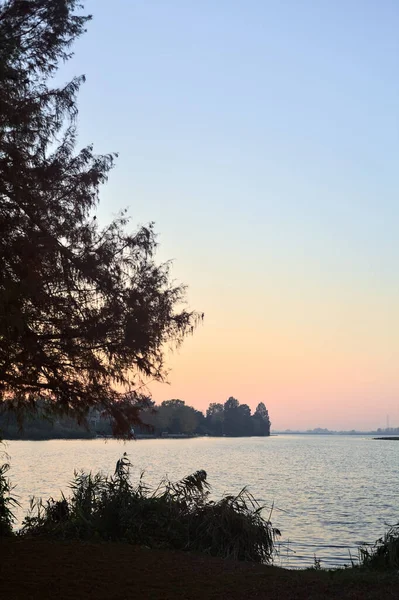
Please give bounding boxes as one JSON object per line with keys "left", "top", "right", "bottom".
{"left": 237, "top": 403, "right": 252, "bottom": 436}
{"left": 223, "top": 398, "right": 253, "bottom": 436}
{"left": 177, "top": 405, "right": 200, "bottom": 435}
{"left": 193, "top": 408, "right": 206, "bottom": 434}
{"left": 153, "top": 400, "right": 201, "bottom": 435}
{"left": 252, "top": 402, "right": 271, "bottom": 436}
{"left": 223, "top": 396, "right": 241, "bottom": 436}
{"left": 161, "top": 399, "right": 186, "bottom": 409}
{"left": 206, "top": 402, "right": 224, "bottom": 435}
{"left": 0, "top": 0, "right": 200, "bottom": 436}
{"left": 224, "top": 397, "right": 239, "bottom": 411}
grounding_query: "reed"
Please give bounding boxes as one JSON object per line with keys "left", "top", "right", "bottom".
{"left": 359, "top": 524, "right": 399, "bottom": 570}
{"left": 19, "top": 454, "right": 280, "bottom": 563}
{"left": 0, "top": 463, "right": 19, "bottom": 537}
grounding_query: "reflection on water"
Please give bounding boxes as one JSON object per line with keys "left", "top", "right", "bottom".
{"left": 4, "top": 434, "right": 399, "bottom": 568}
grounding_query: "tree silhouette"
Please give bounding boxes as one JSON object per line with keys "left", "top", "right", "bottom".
{"left": 237, "top": 403, "right": 253, "bottom": 436}
{"left": 206, "top": 403, "right": 224, "bottom": 436}
{"left": 252, "top": 403, "right": 271, "bottom": 436}
{"left": 0, "top": 0, "right": 200, "bottom": 436}
{"left": 223, "top": 397, "right": 240, "bottom": 436}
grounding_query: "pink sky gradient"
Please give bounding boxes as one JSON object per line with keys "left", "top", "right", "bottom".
{"left": 149, "top": 270, "right": 399, "bottom": 431}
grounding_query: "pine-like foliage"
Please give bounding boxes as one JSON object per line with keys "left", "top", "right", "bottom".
{"left": 0, "top": 1, "right": 199, "bottom": 436}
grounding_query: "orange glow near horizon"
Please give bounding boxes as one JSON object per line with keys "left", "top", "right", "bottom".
{"left": 149, "top": 271, "right": 399, "bottom": 431}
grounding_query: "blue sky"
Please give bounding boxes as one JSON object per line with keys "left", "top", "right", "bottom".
{"left": 61, "top": 1, "right": 399, "bottom": 429}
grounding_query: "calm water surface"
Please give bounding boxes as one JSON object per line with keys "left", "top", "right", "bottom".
{"left": 4, "top": 435, "right": 399, "bottom": 568}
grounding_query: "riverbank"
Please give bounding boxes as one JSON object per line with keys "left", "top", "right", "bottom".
{"left": 0, "top": 432, "right": 200, "bottom": 441}
{"left": 0, "top": 539, "right": 397, "bottom": 599}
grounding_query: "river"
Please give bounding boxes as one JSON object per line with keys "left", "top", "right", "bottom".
{"left": 3, "top": 434, "right": 398, "bottom": 568}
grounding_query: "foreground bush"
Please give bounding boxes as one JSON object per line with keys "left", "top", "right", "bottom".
{"left": 19, "top": 454, "right": 279, "bottom": 563}
{"left": 360, "top": 524, "right": 399, "bottom": 570}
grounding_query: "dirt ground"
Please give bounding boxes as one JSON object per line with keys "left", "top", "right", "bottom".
{"left": 0, "top": 539, "right": 398, "bottom": 600}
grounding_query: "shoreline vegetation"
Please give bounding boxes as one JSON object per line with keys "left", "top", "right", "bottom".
{"left": 0, "top": 396, "right": 271, "bottom": 441}
{"left": 1, "top": 398, "right": 394, "bottom": 442}
{"left": 2, "top": 454, "right": 279, "bottom": 564}
{"left": 1, "top": 398, "right": 396, "bottom": 442}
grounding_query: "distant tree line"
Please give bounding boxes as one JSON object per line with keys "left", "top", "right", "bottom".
{"left": 0, "top": 396, "right": 271, "bottom": 439}
{"left": 140, "top": 397, "right": 271, "bottom": 437}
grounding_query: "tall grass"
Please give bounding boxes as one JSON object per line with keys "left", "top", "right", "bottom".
{"left": 20, "top": 453, "right": 280, "bottom": 563}
{"left": 360, "top": 524, "right": 399, "bottom": 570}
{"left": 0, "top": 462, "right": 20, "bottom": 537}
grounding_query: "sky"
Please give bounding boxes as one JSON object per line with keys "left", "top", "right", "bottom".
{"left": 62, "top": 0, "right": 399, "bottom": 430}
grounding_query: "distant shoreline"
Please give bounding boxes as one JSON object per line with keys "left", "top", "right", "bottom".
{"left": 274, "top": 431, "right": 397, "bottom": 436}
{"left": 0, "top": 433, "right": 272, "bottom": 442}
{"left": 2, "top": 431, "right": 397, "bottom": 441}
